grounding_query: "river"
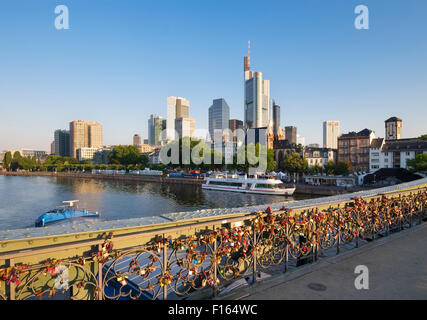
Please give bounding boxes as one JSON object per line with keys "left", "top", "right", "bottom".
{"left": 0, "top": 175, "right": 319, "bottom": 230}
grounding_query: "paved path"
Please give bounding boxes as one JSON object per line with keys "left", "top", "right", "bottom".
{"left": 224, "top": 223, "right": 427, "bottom": 300}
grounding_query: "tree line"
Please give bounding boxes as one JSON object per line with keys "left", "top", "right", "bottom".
{"left": 1, "top": 141, "right": 277, "bottom": 173}
{"left": 279, "top": 152, "right": 352, "bottom": 176}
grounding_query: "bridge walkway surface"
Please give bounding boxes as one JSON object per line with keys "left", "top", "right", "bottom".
{"left": 221, "top": 223, "right": 427, "bottom": 300}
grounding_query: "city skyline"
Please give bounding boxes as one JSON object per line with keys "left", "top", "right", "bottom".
{"left": 1, "top": 0, "right": 427, "bottom": 151}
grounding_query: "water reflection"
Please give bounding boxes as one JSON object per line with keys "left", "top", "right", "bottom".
{"left": 0, "top": 176, "right": 317, "bottom": 230}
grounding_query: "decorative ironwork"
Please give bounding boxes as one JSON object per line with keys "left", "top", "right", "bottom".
{"left": 1, "top": 189, "right": 426, "bottom": 300}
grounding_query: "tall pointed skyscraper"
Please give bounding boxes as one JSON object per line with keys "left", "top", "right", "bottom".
{"left": 243, "top": 41, "right": 271, "bottom": 129}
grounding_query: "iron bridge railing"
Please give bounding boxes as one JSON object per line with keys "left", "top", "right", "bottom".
{"left": 0, "top": 188, "right": 426, "bottom": 300}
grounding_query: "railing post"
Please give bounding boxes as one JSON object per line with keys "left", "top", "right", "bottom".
{"left": 336, "top": 226, "right": 341, "bottom": 255}
{"left": 212, "top": 225, "right": 218, "bottom": 298}
{"left": 97, "top": 244, "right": 103, "bottom": 300}
{"left": 355, "top": 211, "right": 360, "bottom": 248}
{"left": 252, "top": 227, "right": 257, "bottom": 284}
{"left": 8, "top": 258, "right": 15, "bottom": 300}
{"left": 311, "top": 226, "right": 316, "bottom": 263}
{"left": 163, "top": 233, "right": 168, "bottom": 301}
{"left": 284, "top": 223, "right": 289, "bottom": 273}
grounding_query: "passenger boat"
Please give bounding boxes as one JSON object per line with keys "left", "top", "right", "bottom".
{"left": 202, "top": 174, "right": 296, "bottom": 195}
{"left": 35, "top": 200, "right": 99, "bottom": 227}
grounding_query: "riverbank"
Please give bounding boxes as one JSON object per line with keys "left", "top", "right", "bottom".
{"left": 0, "top": 170, "right": 360, "bottom": 196}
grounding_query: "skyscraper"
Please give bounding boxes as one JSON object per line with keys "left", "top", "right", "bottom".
{"left": 273, "top": 104, "right": 281, "bottom": 138}
{"left": 323, "top": 121, "right": 340, "bottom": 149}
{"left": 133, "top": 134, "right": 141, "bottom": 147}
{"left": 229, "top": 119, "right": 244, "bottom": 143}
{"left": 54, "top": 129, "right": 70, "bottom": 157}
{"left": 208, "top": 98, "right": 230, "bottom": 141}
{"left": 244, "top": 41, "right": 271, "bottom": 129}
{"left": 285, "top": 126, "right": 297, "bottom": 145}
{"left": 229, "top": 119, "right": 243, "bottom": 132}
{"left": 148, "top": 115, "right": 166, "bottom": 145}
{"left": 166, "top": 96, "right": 190, "bottom": 141}
{"left": 175, "top": 118, "right": 195, "bottom": 138}
{"left": 69, "top": 121, "right": 102, "bottom": 158}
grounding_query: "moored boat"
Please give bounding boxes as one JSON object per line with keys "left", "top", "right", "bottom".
{"left": 202, "top": 173, "right": 296, "bottom": 195}
{"left": 35, "top": 200, "right": 99, "bottom": 227}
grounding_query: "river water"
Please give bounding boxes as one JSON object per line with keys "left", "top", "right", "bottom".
{"left": 0, "top": 175, "right": 318, "bottom": 230}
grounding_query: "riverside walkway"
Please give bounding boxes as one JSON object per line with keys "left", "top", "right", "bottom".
{"left": 0, "top": 178, "right": 426, "bottom": 300}
{"left": 221, "top": 222, "right": 427, "bottom": 300}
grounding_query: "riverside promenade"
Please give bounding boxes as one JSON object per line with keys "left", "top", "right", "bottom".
{"left": 222, "top": 222, "right": 427, "bottom": 300}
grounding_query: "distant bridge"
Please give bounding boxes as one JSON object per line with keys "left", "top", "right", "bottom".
{"left": 1, "top": 178, "right": 426, "bottom": 300}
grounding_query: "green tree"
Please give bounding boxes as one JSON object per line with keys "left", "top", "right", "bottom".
{"left": 280, "top": 152, "right": 308, "bottom": 174}
{"left": 323, "top": 160, "right": 336, "bottom": 175}
{"left": 291, "top": 143, "right": 303, "bottom": 154}
{"left": 3, "top": 151, "right": 12, "bottom": 170}
{"left": 226, "top": 143, "right": 275, "bottom": 174}
{"left": 311, "top": 164, "right": 322, "bottom": 174}
{"left": 10, "top": 151, "right": 22, "bottom": 171}
{"left": 407, "top": 154, "right": 427, "bottom": 173}
{"left": 418, "top": 134, "right": 427, "bottom": 140}
{"left": 108, "top": 145, "right": 146, "bottom": 166}
{"left": 266, "top": 148, "right": 277, "bottom": 172}
{"left": 44, "top": 155, "right": 78, "bottom": 166}
{"left": 334, "top": 161, "right": 351, "bottom": 175}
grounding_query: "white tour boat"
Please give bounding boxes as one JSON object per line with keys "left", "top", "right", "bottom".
{"left": 202, "top": 174, "right": 296, "bottom": 195}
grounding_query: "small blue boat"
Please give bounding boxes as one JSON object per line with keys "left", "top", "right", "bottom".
{"left": 35, "top": 200, "right": 99, "bottom": 227}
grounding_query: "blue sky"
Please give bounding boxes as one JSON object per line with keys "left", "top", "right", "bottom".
{"left": 0, "top": 0, "right": 426, "bottom": 151}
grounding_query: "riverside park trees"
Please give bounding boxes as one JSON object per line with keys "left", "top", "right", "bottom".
{"left": 279, "top": 152, "right": 308, "bottom": 175}
{"left": 108, "top": 145, "right": 148, "bottom": 168}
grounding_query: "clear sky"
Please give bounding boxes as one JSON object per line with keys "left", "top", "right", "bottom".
{"left": 0, "top": 0, "right": 426, "bottom": 151}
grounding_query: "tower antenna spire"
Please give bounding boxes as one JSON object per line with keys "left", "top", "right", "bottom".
{"left": 248, "top": 40, "right": 250, "bottom": 59}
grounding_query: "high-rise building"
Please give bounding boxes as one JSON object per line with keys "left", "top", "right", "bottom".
{"left": 69, "top": 121, "right": 102, "bottom": 158}
{"left": 175, "top": 98, "right": 189, "bottom": 119}
{"left": 175, "top": 118, "right": 195, "bottom": 138}
{"left": 148, "top": 115, "right": 166, "bottom": 146}
{"left": 285, "top": 126, "right": 297, "bottom": 145}
{"left": 50, "top": 141, "right": 55, "bottom": 155}
{"left": 133, "top": 134, "right": 141, "bottom": 147}
{"left": 229, "top": 119, "right": 243, "bottom": 132}
{"left": 228, "top": 119, "right": 244, "bottom": 143}
{"left": 385, "top": 117, "right": 402, "bottom": 141}
{"left": 208, "top": 98, "right": 230, "bottom": 141}
{"left": 244, "top": 41, "right": 271, "bottom": 129}
{"left": 273, "top": 104, "right": 281, "bottom": 139}
{"left": 54, "top": 129, "right": 70, "bottom": 157}
{"left": 166, "top": 96, "right": 190, "bottom": 141}
{"left": 323, "top": 121, "right": 340, "bottom": 149}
